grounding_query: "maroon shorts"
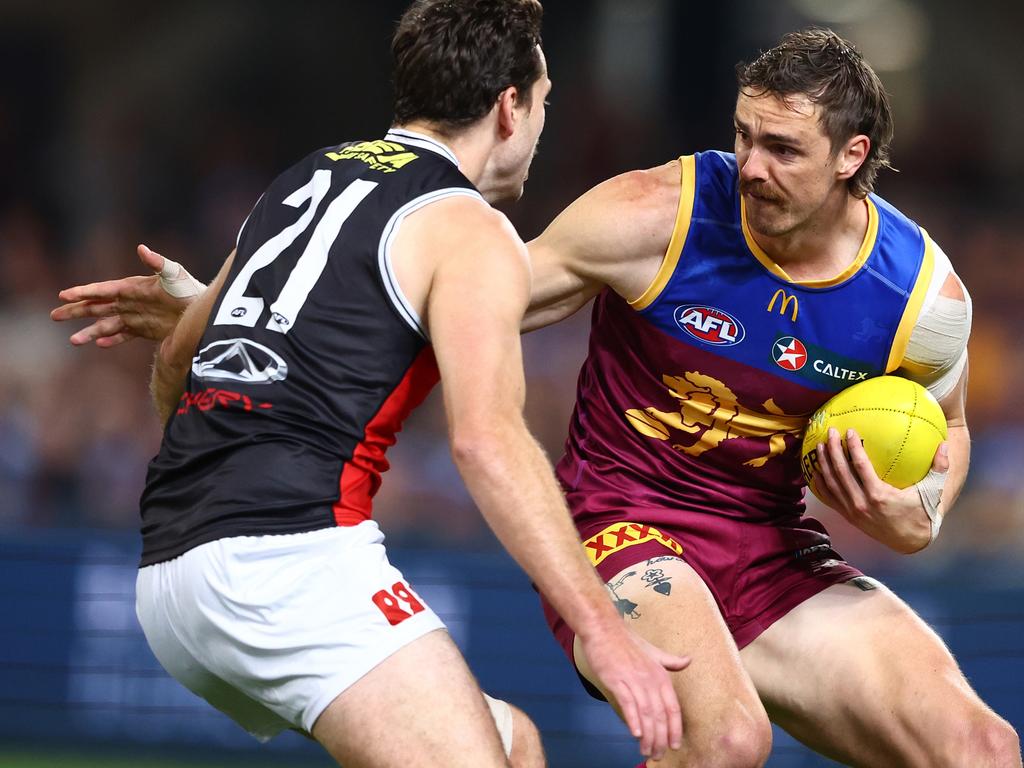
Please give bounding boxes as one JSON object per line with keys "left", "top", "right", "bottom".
{"left": 541, "top": 512, "right": 861, "bottom": 693}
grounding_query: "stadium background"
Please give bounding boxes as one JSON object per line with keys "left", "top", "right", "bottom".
{"left": 1, "top": 0, "right": 1021, "bottom": 765}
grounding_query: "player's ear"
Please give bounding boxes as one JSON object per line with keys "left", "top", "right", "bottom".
{"left": 495, "top": 85, "right": 520, "bottom": 140}
{"left": 836, "top": 134, "right": 869, "bottom": 181}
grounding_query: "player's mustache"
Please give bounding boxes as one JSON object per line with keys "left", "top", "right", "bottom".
{"left": 740, "top": 181, "right": 783, "bottom": 203}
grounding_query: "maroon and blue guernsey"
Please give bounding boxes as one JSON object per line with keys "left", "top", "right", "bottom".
{"left": 544, "top": 151, "right": 937, "bottom": 655}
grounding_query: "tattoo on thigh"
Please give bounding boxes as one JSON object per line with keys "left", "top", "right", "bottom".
{"left": 607, "top": 571, "right": 636, "bottom": 591}
{"left": 646, "top": 555, "right": 682, "bottom": 566}
{"left": 605, "top": 572, "right": 641, "bottom": 620}
{"left": 641, "top": 568, "right": 672, "bottom": 596}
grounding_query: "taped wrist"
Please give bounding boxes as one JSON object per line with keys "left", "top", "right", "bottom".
{"left": 158, "top": 258, "right": 206, "bottom": 299}
{"left": 915, "top": 469, "right": 946, "bottom": 543}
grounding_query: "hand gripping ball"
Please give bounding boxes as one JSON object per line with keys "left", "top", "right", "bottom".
{"left": 801, "top": 376, "right": 947, "bottom": 501}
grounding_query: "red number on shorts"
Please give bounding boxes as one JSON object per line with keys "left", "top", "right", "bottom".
{"left": 371, "top": 581, "right": 426, "bottom": 626}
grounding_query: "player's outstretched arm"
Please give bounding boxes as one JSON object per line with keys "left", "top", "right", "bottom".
{"left": 422, "top": 199, "right": 688, "bottom": 760}
{"left": 150, "top": 252, "right": 233, "bottom": 424}
{"left": 50, "top": 244, "right": 205, "bottom": 347}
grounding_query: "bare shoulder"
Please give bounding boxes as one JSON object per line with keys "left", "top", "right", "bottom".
{"left": 938, "top": 270, "right": 967, "bottom": 301}
{"left": 580, "top": 160, "right": 682, "bottom": 235}
{"left": 403, "top": 194, "right": 525, "bottom": 258}
{"left": 602, "top": 159, "right": 682, "bottom": 203}
{"left": 533, "top": 159, "right": 682, "bottom": 296}
{"left": 549, "top": 160, "right": 679, "bottom": 249}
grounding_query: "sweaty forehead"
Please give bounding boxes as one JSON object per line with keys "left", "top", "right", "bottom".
{"left": 735, "top": 91, "right": 823, "bottom": 138}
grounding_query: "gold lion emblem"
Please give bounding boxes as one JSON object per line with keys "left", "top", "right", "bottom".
{"left": 625, "top": 372, "right": 807, "bottom": 467}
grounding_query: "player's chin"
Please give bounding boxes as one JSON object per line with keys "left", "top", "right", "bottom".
{"left": 746, "top": 209, "right": 790, "bottom": 238}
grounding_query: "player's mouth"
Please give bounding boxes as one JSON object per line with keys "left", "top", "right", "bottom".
{"left": 743, "top": 191, "right": 782, "bottom": 205}
{"left": 740, "top": 183, "right": 783, "bottom": 205}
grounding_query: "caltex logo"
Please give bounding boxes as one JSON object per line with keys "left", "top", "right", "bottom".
{"left": 773, "top": 336, "right": 808, "bottom": 371}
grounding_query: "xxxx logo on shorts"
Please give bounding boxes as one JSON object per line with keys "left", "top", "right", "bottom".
{"left": 582, "top": 523, "right": 683, "bottom": 566}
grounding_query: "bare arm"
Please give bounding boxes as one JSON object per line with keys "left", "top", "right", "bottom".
{"left": 53, "top": 163, "right": 680, "bottom": 344}
{"left": 522, "top": 162, "right": 681, "bottom": 333}
{"left": 150, "top": 252, "right": 233, "bottom": 424}
{"left": 417, "top": 198, "right": 685, "bottom": 759}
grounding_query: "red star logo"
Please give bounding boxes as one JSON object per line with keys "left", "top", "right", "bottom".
{"left": 773, "top": 336, "right": 808, "bottom": 370}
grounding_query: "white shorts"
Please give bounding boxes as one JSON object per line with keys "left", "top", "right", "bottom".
{"left": 136, "top": 522, "right": 445, "bottom": 740}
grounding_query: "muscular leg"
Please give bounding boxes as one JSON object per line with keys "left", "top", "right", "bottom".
{"left": 740, "top": 580, "right": 1022, "bottom": 768}
{"left": 312, "top": 628, "right": 509, "bottom": 767}
{"left": 573, "top": 557, "right": 772, "bottom": 768}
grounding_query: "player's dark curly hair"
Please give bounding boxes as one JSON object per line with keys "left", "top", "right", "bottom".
{"left": 392, "top": 0, "right": 544, "bottom": 134}
{"left": 736, "top": 28, "right": 894, "bottom": 198}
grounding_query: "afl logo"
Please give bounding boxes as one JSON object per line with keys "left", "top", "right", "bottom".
{"left": 674, "top": 305, "right": 745, "bottom": 346}
{"left": 773, "top": 336, "right": 808, "bottom": 371}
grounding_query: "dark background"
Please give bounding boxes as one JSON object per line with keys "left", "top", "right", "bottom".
{"left": 1, "top": 1, "right": 1021, "bottom": 766}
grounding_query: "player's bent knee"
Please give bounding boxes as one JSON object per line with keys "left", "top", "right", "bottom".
{"left": 924, "top": 707, "right": 1022, "bottom": 768}
{"left": 659, "top": 704, "right": 771, "bottom": 768}
{"left": 711, "top": 707, "right": 772, "bottom": 768}
{"left": 947, "top": 715, "right": 1021, "bottom": 768}
{"left": 506, "top": 704, "right": 545, "bottom": 768}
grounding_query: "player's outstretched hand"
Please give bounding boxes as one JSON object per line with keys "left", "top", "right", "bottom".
{"left": 813, "top": 427, "right": 947, "bottom": 553}
{"left": 578, "top": 623, "right": 688, "bottom": 760}
{"left": 50, "top": 245, "right": 204, "bottom": 347}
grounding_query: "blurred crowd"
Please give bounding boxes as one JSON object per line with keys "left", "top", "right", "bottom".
{"left": 2, "top": 1, "right": 1022, "bottom": 570}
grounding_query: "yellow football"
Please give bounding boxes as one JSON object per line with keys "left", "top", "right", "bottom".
{"left": 801, "top": 376, "right": 947, "bottom": 502}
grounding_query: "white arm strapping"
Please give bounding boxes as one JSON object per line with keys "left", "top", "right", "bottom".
{"left": 903, "top": 237, "right": 967, "bottom": 545}
{"left": 899, "top": 239, "right": 972, "bottom": 402}
{"left": 916, "top": 468, "right": 945, "bottom": 543}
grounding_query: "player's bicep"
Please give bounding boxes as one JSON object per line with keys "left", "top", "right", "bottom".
{"left": 522, "top": 233, "right": 601, "bottom": 332}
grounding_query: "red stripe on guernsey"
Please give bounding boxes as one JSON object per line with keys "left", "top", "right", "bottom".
{"left": 333, "top": 347, "right": 440, "bottom": 526}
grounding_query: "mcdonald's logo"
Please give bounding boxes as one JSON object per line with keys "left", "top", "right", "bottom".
{"left": 767, "top": 289, "right": 799, "bottom": 321}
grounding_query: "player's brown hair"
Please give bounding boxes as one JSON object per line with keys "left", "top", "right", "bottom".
{"left": 392, "top": 0, "right": 544, "bottom": 134}
{"left": 736, "top": 27, "right": 894, "bottom": 198}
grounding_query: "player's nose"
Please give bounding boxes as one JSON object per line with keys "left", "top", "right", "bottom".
{"left": 739, "top": 147, "right": 769, "bottom": 182}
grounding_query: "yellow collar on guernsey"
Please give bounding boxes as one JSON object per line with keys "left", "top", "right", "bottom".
{"left": 741, "top": 196, "right": 879, "bottom": 288}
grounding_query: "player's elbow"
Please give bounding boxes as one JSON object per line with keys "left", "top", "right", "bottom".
{"left": 449, "top": 419, "right": 522, "bottom": 476}
{"left": 450, "top": 430, "right": 502, "bottom": 471}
